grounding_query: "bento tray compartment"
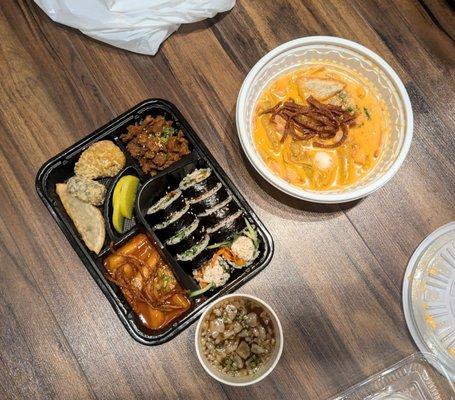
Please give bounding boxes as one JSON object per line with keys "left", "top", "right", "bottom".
{"left": 36, "top": 98, "right": 274, "bottom": 345}
{"left": 137, "top": 156, "right": 273, "bottom": 298}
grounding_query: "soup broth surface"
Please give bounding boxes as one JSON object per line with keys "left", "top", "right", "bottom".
{"left": 253, "top": 62, "right": 389, "bottom": 191}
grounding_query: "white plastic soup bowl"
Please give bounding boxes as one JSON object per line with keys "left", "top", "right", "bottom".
{"left": 195, "top": 294, "right": 283, "bottom": 386}
{"left": 236, "top": 36, "right": 413, "bottom": 203}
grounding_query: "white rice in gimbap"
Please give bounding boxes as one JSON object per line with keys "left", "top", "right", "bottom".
{"left": 188, "top": 182, "right": 222, "bottom": 204}
{"left": 154, "top": 203, "right": 190, "bottom": 230}
{"left": 198, "top": 196, "right": 232, "bottom": 217}
{"left": 147, "top": 189, "right": 182, "bottom": 215}
{"left": 179, "top": 168, "right": 212, "bottom": 191}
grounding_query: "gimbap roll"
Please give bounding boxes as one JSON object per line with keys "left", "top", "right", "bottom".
{"left": 146, "top": 189, "right": 185, "bottom": 225}
{"left": 229, "top": 235, "right": 258, "bottom": 268}
{"left": 176, "top": 234, "right": 209, "bottom": 261}
{"left": 189, "top": 184, "right": 229, "bottom": 215}
{"left": 189, "top": 220, "right": 261, "bottom": 293}
{"left": 208, "top": 210, "right": 246, "bottom": 244}
{"left": 193, "top": 254, "right": 231, "bottom": 288}
{"left": 179, "top": 168, "right": 218, "bottom": 199}
{"left": 181, "top": 247, "right": 216, "bottom": 271}
{"left": 165, "top": 218, "right": 199, "bottom": 246}
{"left": 200, "top": 199, "right": 239, "bottom": 230}
{"left": 166, "top": 222, "right": 206, "bottom": 255}
{"left": 198, "top": 195, "right": 231, "bottom": 217}
{"left": 153, "top": 203, "right": 196, "bottom": 240}
{"left": 188, "top": 182, "right": 222, "bottom": 204}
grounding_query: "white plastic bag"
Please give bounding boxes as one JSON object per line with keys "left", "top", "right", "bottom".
{"left": 34, "top": 0, "right": 235, "bottom": 55}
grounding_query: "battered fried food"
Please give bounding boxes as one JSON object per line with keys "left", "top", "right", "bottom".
{"left": 75, "top": 140, "right": 125, "bottom": 179}
{"left": 67, "top": 175, "right": 106, "bottom": 206}
{"left": 56, "top": 183, "right": 105, "bottom": 254}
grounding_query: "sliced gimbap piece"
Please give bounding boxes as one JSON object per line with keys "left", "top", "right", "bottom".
{"left": 166, "top": 222, "right": 206, "bottom": 255}
{"left": 179, "top": 168, "right": 218, "bottom": 199}
{"left": 146, "top": 189, "right": 185, "bottom": 225}
{"left": 208, "top": 210, "right": 246, "bottom": 244}
{"left": 153, "top": 203, "right": 196, "bottom": 240}
{"left": 188, "top": 182, "right": 222, "bottom": 205}
{"left": 200, "top": 199, "right": 239, "bottom": 230}
{"left": 189, "top": 184, "right": 229, "bottom": 215}
{"left": 165, "top": 218, "right": 199, "bottom": 246}
{"left": 198, "top": 195, "right": 232, "bottom": 217}
{"left": 181, "top": 247, "right": 216, "bottom": 271}
{"left": 228, "top": 218, "right": 260, "bottom": 268}
{"left": 193, "top": 253, "right": 231, "bottom": 288}
{"left": 176, "top": 234, "right": 210, "bottom": 263}
{"left": 230, "top": 235, "right": 258, "bottom": 268}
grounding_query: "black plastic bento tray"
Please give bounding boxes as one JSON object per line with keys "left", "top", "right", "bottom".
{"left": 36, "top": 99, "right": 274, "bottom": 345}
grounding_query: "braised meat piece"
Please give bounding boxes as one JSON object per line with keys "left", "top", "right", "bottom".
{"left": 120, "top": 115, "right": 190, "bottom": 175}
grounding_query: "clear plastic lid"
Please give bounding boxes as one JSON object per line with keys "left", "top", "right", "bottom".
{"left": 332, "top": 352, "right": 454, "bottom": 399}
{"left": 402, "top": 222, "right": 455, "bottom": 379}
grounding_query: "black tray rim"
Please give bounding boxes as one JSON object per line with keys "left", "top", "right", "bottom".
{"left": 35, "top": 98, "right": 274, "bottom": 345}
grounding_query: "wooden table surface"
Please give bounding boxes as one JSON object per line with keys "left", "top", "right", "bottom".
{"left": 1, "top": 0, "right": 454, "bottom": 399}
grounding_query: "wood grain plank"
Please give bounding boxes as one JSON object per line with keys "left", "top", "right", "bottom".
{"left": 337, "top": 0, "right": 455, "bottom": 287}
{"left": 0, "top": 2, "right": 141, "bottom": 399}
{"left": 0, "top": 0, "right": 454, "bottom": 399}
{"left": 26, "top": 5, "right": 415, "bottom": 399}
{"left": 419, "top": 0, "right": 455, "bottom": 40}
{"left": 0, "top": 144, "right": 96, "bottom": 399}
{"left": 1, "top": 2, "right": 230, "bottom": 399}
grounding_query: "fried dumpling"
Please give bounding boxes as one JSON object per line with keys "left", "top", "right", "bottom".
{"left": 56, "top": 183, "right": 105, "bottom": 254}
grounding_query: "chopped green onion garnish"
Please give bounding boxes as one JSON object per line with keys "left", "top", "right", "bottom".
{"left": 207, "top": 241, "right": 231, "bottom": 250}
{"left": 188, "top": 282, "right": 215, "bottom": 298}
{"left": 244, "top": 218, "right": 259, "bottom": 248}
{"left": 160, "top": 126, "right": 176, "bottom": 142}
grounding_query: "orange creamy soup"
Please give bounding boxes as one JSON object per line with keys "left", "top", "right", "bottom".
{"left": 253, "top": 63, "right": 389, "bottom": 191}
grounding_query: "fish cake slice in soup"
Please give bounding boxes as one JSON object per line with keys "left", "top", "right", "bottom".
{"left": 297, "top": 77, "right": 345, "bottom": 101}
